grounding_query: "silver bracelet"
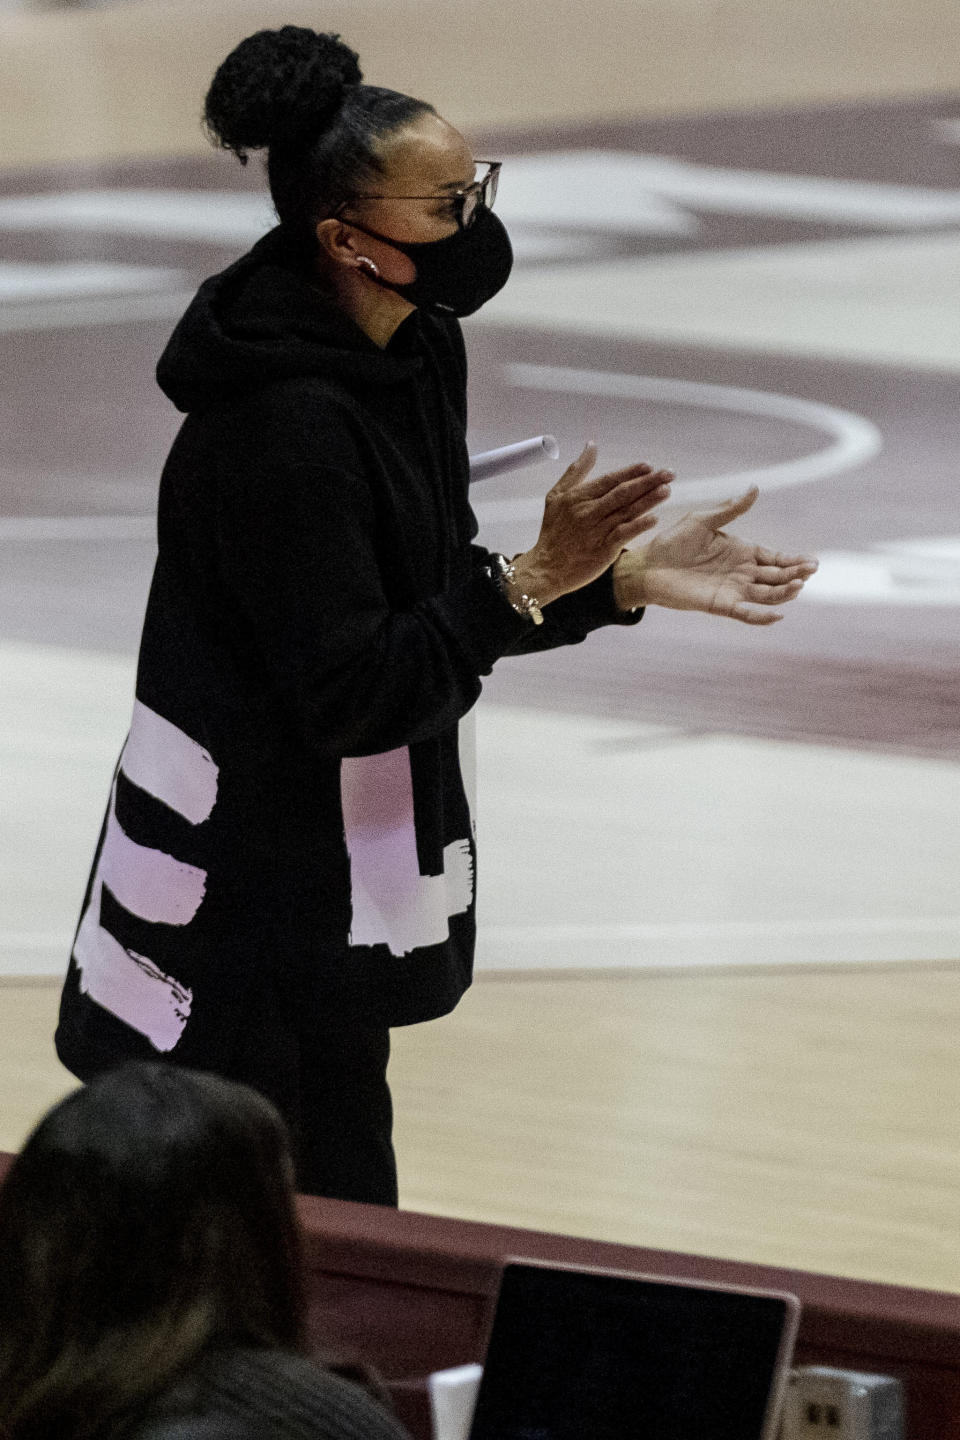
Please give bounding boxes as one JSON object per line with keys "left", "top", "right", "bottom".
{"left": 492, "top": 552, "right": 544, "bottom": 625}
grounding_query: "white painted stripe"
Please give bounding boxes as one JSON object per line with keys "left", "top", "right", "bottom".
{"left": 120, "top": 700, "right": 219, "bottom": 825}
{"left": 805, "top": 549, "right": 960, "bottom": 606}
{"left": 99, "top": 807, "right": 207, "bottom": 927}
{"left": 8, "top": 913, "right": 960, "bottom": 979}
{"left": 931, "top": 118, "right": 960, "bottom": 146}
{"left": 498, "top": 151, "right": 960, "bottom": 232}
{"left": 878, "top": 535, "right": 960, "bottom": 580}
{"left": 486, "top": 917, "right": 960, "bottom": 940}
{"left": 0, "top": 290, "right": 196, "bottom": 335}
{"left": 508, "top": 226, "right": 603, "bottom": 261}
{"left": 341, "top": 746, "right": 473, "bottom": 957}
{"left": 0, "top": 515, "right": 154, "bottom": 541}
{"left": 73, "top": 890, "right": 192, "bottom": 1052}
{"left": 481, "top": 231, "right": 960, "bottom": 373}
{"left": 475, "top": 365, "right": 881, "bottom": 518}
{"left": 631, "top": 154, "right": 960, "bottom": 228}
{"left": 0, "top": 262, "right": 186, "bottom": 303}
{"left": 477, "top": 917, "right": 960, "bottom": 972}
{"left": 0, "top": 190, "right": 276, "bottom": 244}
{"left": 498, "top": 154, "right": 697, "bottom": 234}
{"left": 15, "top": 916, "right": 960, "bottom": 949}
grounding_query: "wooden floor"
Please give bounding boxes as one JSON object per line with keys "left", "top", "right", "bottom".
{"left": 8, "top": 962, "right": 960, "bottom": 1295}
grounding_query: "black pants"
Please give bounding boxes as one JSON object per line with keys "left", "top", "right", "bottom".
{"left": 225, "top": 1010, "right": 398, "bottom": 1206}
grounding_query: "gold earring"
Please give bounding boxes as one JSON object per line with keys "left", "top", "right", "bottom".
{"left": 357, "top": 256, "right": 380, "bottom": 278}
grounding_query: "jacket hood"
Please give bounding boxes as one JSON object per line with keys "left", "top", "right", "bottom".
{"left": 156, "top": 226, "right": 426, "bottom": 414}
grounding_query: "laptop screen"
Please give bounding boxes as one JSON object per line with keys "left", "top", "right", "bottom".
{"left": 467, "top": 1261, "right": 799, "bottom": 1440}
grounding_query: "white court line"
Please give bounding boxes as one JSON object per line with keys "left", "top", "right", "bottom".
{"left": 0, "top": 190, "right": 276, "bottom": 244}
{"left": 0, "top": 262, "right": 186, "bottom": 303}
{"left": 932, "top": 118, "right": 960, "bottom": 145}
{"left": 477, "top": 918, "right": 960, "bottom": 972}
{"left": 486, "top": 917, "right": 960, "bottom": 941}
{"left": 498, "top": 151, "right": 960, "bottom": 231}
{"left": 616, "top": 154, "right": 960, "bottom": 227}
{"left": 7, "top": 915, "right": 960, "bottom": 979}
{"left": 0, "top": 290, "right": 196, "bottom": 335}
{"left": 807, "top": 545, "right": 960, "bottom": 605}
{"left": 474, "top": 365, "right": 882, "bottom": 521}
{"left": 0, "top": 515, "right": 155, "bottom": 541}
{"left": 481, "top": 233, "right": 960, "bottom": 373}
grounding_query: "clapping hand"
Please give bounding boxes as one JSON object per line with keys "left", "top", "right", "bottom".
{"left": 613, "top": 487, "right": 818, "bottom": 624}
{"left": 511, "top": 443, "right": 674, "bottom": 606}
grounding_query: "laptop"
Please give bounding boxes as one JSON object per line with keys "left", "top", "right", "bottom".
{"left": 467, "top": 1259, "right": 800, "bottom": 1440}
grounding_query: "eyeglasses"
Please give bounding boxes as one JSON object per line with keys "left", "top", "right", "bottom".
{"left": 346, "top": 161, "right": 501, "bottom": 230}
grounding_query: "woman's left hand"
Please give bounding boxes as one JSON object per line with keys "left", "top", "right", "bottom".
{"left": 613, "top": 487, "right": 818, "bottom": 624}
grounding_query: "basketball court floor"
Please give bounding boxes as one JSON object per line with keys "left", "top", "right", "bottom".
{"left": 2, "top": 51, "right": 960, "bottom": 1290}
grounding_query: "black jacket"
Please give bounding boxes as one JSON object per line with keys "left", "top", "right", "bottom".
{"left": 127, "top": 1346, "right": 411, "bottom": 1440}
{"left": 56, "top": 226, "right": 641, "bottom": 1075}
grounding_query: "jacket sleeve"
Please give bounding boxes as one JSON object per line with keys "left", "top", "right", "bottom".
{"left": 213, "top": 438, "right": 532, "bottom": 759}
{"left": 469, "top": 544, "right": 644, "bottom": 656}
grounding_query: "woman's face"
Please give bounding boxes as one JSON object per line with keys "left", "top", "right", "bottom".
{"left": 341, "top": 112, "right": 478, "bottom": 284}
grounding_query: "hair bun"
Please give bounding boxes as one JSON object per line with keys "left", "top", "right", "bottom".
{"left": 204, "top": 27, "right": 362, "bottom": 160}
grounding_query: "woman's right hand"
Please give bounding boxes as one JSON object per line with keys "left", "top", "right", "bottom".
{"left": 510, "top": 443, "right": 673, "bottom": 605}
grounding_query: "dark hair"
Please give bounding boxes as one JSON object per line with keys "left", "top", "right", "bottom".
{"left": 203, "top": 27, "right": 435, "bottom": 259}
{"left": 0, "top": 1063, "right": 306, "bottom": 1440}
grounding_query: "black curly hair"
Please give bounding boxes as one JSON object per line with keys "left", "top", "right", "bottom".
{"left": 203, "top": 27, "right": 434, "bottom": 260}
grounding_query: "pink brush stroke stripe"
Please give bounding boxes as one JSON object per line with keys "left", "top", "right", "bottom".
{"left": 74, "top": 889, "right": 192, "bottom": 1053}
{"left": 341, "top": 746, "right": 474, "bottom": 958}
{"left": 99, "top": 806, "right": 207, "bottom": 926}
{"left": 120, "top": 699, "right": 219, "bottom": 824}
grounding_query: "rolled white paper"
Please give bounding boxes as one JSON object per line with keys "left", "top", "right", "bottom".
{"left": 468, "top": 434, "right": 560, "bottom": 482}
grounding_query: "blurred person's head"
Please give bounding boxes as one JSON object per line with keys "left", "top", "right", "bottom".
{"left": 0, "top": 1063, "right": 306, "bottom": 1440}
{"left": 203, "top": 27, "right": 511, "bottom": 327}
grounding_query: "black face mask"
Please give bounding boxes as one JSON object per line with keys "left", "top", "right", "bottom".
{"left": 347, "top": 206, "right": 514, "bottom": 317}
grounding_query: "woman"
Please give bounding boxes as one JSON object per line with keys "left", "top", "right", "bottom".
{"left": 55, "top": 28, "right": 816, "bottom": 1203}
{"left": 0, "top": 1063, "right": 411, "bottom": 1440}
